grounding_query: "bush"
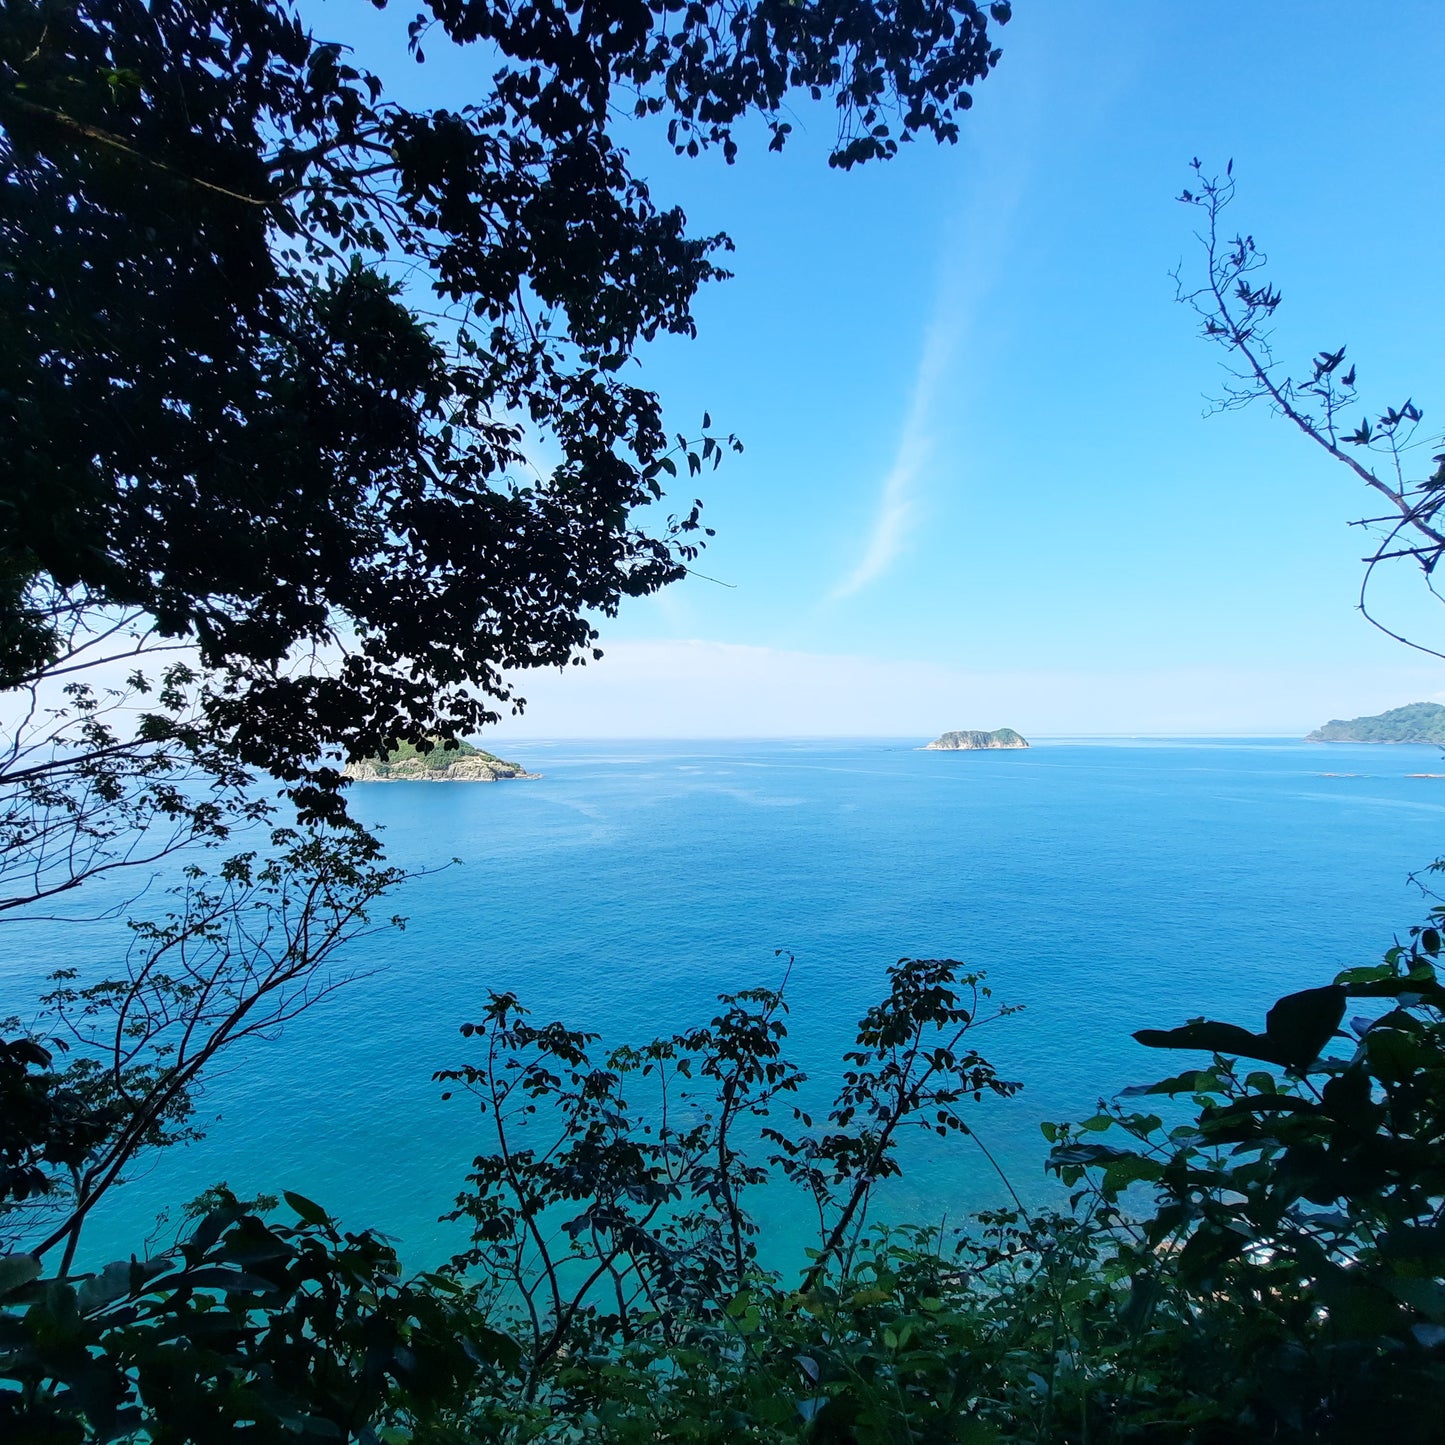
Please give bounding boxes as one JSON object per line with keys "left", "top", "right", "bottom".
{"left": 3, "top": 932, "right": 1444, "bottom": 1442}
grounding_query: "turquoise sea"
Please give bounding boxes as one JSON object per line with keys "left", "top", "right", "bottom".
{"left": 11, "top": 736, "right": 1445, "bottom": 1270}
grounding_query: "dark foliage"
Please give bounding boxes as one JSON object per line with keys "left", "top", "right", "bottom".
{"left": 2, "top": 825, "right": 404, "bottom": 1270}
{"left": 0, "top": 633, "right": 269, "bottom": 917}
{"left": 436, "top": 957, "right": 1017, "bottom": 1381}
{"left": 5, "top": 936, "right": 1439, "bottom": 1445}
{"left": 1050, "top": 903, "right": 1445, "bottom": 1443}
{"left": 0, "top": 1190, "right": 498, "bottom": 1443}
{"left": 0, "top": 1036, "right": 112, "bottom": 1210}
{"left": 0, "top": 0, "right": 1011, "bottom": 810}
{"left": 3, "top": 938, "right": 1445, "bottom": 1441}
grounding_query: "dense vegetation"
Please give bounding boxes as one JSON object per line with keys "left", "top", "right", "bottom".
{"left": 1307, "top": 702, "right": 1445, "bottom": 745}
{"left": 5, "top": 930, "right": 1445, "bottom": 1442}
{"left": 352, "top": 739, "right": 531, "bottom": 777}
{"left": 0, "top": 0, "right": 1011, "bottom": 811}
{"left": 381, "top": 741, "right": 493, "bottom": 766}
{"left": 3, "top": 2, "right": 1444, "bottom": 1440}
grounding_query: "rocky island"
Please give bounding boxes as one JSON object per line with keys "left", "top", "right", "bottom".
{"left": 1306, "top": 702, "right": 1445, "bottom": 745}
{"left": 344, "top": 739, "right": 540, "bottom": 782}
{"left": 923, "top": 728, "right": 1029, "bottom": 751}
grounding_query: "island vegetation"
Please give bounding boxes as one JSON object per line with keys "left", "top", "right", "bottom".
{"left": 2, "top": 3, "right": 1444, "bottom": 1442}
{"left": 924, "top": 727, "right": 1030, "bottom": 750}
{"left": 344, "top": 740, "right": 538, "bottom": 783}
{"left": 1307, "top": 702, "right": 1445, "bottom": 745}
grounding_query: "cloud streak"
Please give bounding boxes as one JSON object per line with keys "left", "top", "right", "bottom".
{"left": 829, "top": 319, "right": 954, "bottom": 601}
{"left": 828, "top": 151, "right": 1030, "bottom": 604}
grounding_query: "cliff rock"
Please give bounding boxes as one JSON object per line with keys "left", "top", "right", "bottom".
{"left": 343, "top": 740, "right": 539, "bottom": 782}
{"left": 923, "top": 728, "right": 1029, "bottom": 751}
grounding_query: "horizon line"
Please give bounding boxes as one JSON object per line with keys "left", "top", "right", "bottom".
{"left": 473, "top": 731, "right": 1322, "bottom": 743}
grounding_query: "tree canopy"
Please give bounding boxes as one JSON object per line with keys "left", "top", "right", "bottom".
{"left": 0, "top": 0, "right": 1012, "bottom": 806}
{"left": 1306, "top": 701, "right": 1445, "bottom": 745}
{"left": 0, "top": 0, "right": 1016, "bottom": 1262}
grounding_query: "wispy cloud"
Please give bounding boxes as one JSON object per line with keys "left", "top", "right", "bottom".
{"left": 829, "top": 318, "right": 955, "bottom": 601}
{"left": 828, "top": 149, "right": 1031, "bottom": 604}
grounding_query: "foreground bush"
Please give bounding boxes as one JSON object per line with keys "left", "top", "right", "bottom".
{"left": 3, "top": 932, "right": 1444, "bottom": 1442}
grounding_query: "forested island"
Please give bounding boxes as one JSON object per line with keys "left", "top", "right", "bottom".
{"left": 924, "top": 727, "right": 1030, "bottom": 750}
{"left": 1306, "top": 701, "right": 1445, "bottom": 743}
{"left": 344, "top": 739, "right": 539, "bottom": 782}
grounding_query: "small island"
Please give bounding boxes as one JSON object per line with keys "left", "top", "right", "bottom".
{"left": 1306, "top": 702, "right": 1445, "bottom": 745}
{"left": 344, "top": 739, "right": 540, "bottom": 782}
{"left": 922, "top": 728, "right": 1029, "bottom": 751}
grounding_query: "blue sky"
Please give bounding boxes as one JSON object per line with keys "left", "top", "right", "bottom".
{"left": 337, "top": 1, "right": 1445, "bottom": 736}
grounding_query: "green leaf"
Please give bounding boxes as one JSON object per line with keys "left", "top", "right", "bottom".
{"left": 0, "top": 1253, "right": 41, "bottom": 1297}
{"left": 1102, "top": 1155, "right": 1165, "bottom": 1190}
{"left": 847, "top": 1287, "right": 892, "bottom": 1307}
{"left": 1262, "top": 985, "right": 1345, "bottom": 1069}
{"left": 1134, "top": 986, "right": 1344, "bottom": 1071}
{"left": 1121, "top": 1068, "right": 1218, "bottom": 1097}
{"left": 1134, "top": 1019, "right": 1269, "bottom": 1060}
{"left": 174, "top": 1265, "right": 282, "bottom": 1294}
{"left": 1119, "top": 1271, "right": 1159, "bottom": 1334}
{"left": 283, "top": 1191, "right": 331, "bottom": 1228}
{"left": 1316, "top": 1267, "right": 1403, "bottom": 1336}
{"left": 1385, "top": 1276, "right": 1445, "bottom": 1322}
{"left": 77, "top": 1260, "right": 133, "bottom": 1314}
{"left": 954, "top": 1419, "right": 1002, "bottom": 1444}
{"left": 1050, "top": 1143, "right": 1141, "bottom": 1168}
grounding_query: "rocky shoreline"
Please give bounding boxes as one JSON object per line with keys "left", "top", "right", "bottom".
{"left": 922, "top": 728, "right": 1029, "bottom": 751}
{"left": 343, "top": 749, "right": 539, "bottom": 783}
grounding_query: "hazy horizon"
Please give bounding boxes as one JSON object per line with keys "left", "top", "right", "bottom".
{"left": 481, "top": 638, "right": 1445, "bottom": 741}
{"left": 332, "top": 1, "right": 1445, "bottom": 738}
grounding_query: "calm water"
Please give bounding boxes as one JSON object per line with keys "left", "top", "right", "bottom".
{"left": 8, "top": 736, "right": 1445, "bottom": 1269}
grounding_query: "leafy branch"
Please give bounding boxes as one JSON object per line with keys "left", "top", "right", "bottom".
{"left": 1177, "top": 161, "right": 1445, "bottom": 659}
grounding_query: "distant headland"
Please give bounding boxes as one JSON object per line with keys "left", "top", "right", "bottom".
{"left": 1306, "top": 702, "right": 1445, "bottom": 745}
{"left": 922, "top": 728, "right": 1029, "bottom": 751}
{"left": 344, "top": 739, "right": 540, "bottom": 782}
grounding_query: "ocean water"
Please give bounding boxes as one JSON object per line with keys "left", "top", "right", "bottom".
{"left": 8, "top": 736, "right": 1445, "bottom": 1270}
